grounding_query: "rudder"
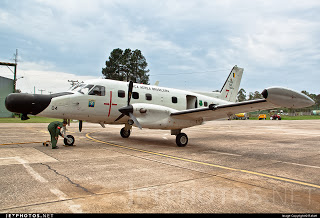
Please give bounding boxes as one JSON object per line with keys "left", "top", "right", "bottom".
{"left": 220, "top": 65, "right": 243, "bottom": 102}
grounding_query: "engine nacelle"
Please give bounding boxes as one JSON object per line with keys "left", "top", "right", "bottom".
{"left": 132, "top": 103, "right": 203, "bottom": 129}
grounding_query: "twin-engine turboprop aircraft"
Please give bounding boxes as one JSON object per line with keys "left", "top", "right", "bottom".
{"left": 5, "top": 66, "right": 315, "bottom": 147}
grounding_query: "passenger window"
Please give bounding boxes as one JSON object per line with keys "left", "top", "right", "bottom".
{"left": 146, "top": 93, "right": 152, "bottom": 101}
{"left": 132, "top": 92, "right": 139, "bottom": 99}
{"left": 172, "top": 97, "right": 178, "bottom": 103}
{"left": 204, "top": 101, "right": 208, "bottom": 107}
{"left": 88, "top": 85, "right": 105, "bottom": 96}
{"left": 118, "top": 90, "right": 125, "bottom": 98}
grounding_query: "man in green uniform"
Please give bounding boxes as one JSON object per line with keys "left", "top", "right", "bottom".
{"left": 48, "top": 121, "right": 67, "bottom": 149}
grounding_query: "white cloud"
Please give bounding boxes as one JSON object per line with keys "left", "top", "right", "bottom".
{"left": 13, "top": 61, "right": 97, "bottom": 94}
{"left": 1, "top": 0, "right": 320, "bottom": 94}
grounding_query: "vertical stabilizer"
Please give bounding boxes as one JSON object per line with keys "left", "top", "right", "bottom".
{"left": 220, "top": 65, "right": 243, "bottom": 102}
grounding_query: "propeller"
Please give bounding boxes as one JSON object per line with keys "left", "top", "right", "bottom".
{"left": 115, "top": 81, "right": 142, "bottom": 129}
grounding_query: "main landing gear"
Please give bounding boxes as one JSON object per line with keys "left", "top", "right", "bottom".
{"left": 172, "top": 129, "right": 188, "bottom": 147}
{"left": 119, "top": 126, "right": 189, "bottom": 147}
{"left": 175, "top": 133, "right": 188, "bottom": 147}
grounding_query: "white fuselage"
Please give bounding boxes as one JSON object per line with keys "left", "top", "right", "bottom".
{"left": 39, "top": 79, "right": 231, "bottom": 129}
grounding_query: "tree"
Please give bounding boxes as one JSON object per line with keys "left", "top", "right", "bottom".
{"left": 248, "top": 92, "right": 254, "bottom": 100}
{"left": 253, "top": 91, "right": 263, "bottom": 99}
{"left": 237, "top": 88, "right": 246, "bottom": 102}
{"left": 102, "top": 48, "right": 150, "bottom": 84}
{"left": 301, "top": 90, "right": 320, "bottom": 109}
{"left": 301, "top": 90, "right": 317, "bottom": 102}
{"left": 248, "top": 91, "right": 263, "bottom": 100}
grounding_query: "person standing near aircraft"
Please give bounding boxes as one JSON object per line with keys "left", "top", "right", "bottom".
{"left": 48, "top": 121, "right": 67, "bottom": 149}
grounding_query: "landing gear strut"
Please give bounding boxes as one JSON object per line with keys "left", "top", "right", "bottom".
{"left": 120, "top": 122, "right": 132, "bottom": 138}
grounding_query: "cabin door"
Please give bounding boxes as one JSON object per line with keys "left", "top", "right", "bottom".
{"left": 186, "top": 95, "right": 198, "bottom": 109}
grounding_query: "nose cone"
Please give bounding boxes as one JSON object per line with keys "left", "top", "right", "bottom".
{"left": 5, "top": 93, "right": 52, "bottom": 115}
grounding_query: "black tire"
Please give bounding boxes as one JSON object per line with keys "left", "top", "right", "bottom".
{"left": 120, "top": 127, "right": 131, "bottom": 138}
{"left": 64, "top": 135, "right": 75, "bottom": 146}
{"left": 176, "top": 133, "right": 188, "bottom": 147}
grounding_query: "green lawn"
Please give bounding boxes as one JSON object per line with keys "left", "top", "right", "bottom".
{"left": 0, "top": 116, "right": 64, "bottom": 123}
{"left": 278, "top": 115, "right": 320, "bottom": 120}
{"left": 249, "top": 115, "right": 320, "bottom": 120}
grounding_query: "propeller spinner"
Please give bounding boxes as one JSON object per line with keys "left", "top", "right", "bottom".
{"left": 115, "top": 81, "right": 142, "bottom": 129}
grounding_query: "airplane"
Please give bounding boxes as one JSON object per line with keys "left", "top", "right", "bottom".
{"left": 5, "top": 65, "right": 315, "bottom": 147}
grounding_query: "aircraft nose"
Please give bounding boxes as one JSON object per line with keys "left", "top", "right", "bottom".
{"left": 5, "top": 93, "right": 52, "bottom": 116}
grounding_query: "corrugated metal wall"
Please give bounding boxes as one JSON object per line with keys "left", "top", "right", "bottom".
{"left": 0, "top": 76, "right": 13, "bottom": 118}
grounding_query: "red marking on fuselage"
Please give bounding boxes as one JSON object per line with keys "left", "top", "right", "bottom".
{"left": 104, "top": 91, "right": 117, "bottom": 117}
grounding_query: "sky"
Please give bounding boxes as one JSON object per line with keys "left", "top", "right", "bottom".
{"left": 0, "top": 0, "right": 319, "bottom": 95}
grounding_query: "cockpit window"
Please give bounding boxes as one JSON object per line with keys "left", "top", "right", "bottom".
{"left": 88, "top": 85, "right": 105, "bottom": 96}
{"left": 78, "top": 84, "right": 94, "bottom": 94}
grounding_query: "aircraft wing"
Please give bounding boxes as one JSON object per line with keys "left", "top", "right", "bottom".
{"left": 170, "top": 87, "right": 315, "bottom": 121}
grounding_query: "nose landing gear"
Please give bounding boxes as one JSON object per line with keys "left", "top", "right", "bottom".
{"left": 120, "top": 122, "right": 132, "bottom": 138}
{"left": 120, "top": 127, "right": 131, "bottom": 138}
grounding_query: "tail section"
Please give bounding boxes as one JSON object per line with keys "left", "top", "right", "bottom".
{"left": 220, "top": 65, "right": 243, "bottom": 102}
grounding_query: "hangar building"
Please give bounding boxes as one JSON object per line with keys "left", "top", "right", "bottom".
{"left": 0, "top": 76, "right": 13, "bottom": 118}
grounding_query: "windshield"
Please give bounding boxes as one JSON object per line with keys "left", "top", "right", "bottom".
{"left": 78, "top": 84, "right": 94, "bottom": 94}
{"left": 88, "top": 85, "right": 105, "bottom": 96}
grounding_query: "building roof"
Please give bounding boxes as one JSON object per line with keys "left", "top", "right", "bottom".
{"left": 0, "top": 75, "right": 13, "bottom": 81}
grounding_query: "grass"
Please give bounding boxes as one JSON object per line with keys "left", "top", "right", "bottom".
{"left": 0, "top": 116, "right": 64, "bottom": 123}
{"left": 278, "top": 115, "right": 320, "bottom": 120}
{"left": 249, "top": 115, "right": 320, "bottom": 120}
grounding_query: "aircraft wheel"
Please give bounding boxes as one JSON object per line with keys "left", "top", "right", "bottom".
{"left": 176, "top": 133, "right": 188, "bottom": 147}
{"left": 120, "top": 127, "right": 131, "bottom": 138}
{"left": 64, "top": 135, "right": 75, "bottom": 146}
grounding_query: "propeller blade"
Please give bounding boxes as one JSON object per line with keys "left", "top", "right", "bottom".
{"left": 79, "top": 120, "right": 83, "bottom": 132}
{"left": 115, "top": 104, "right": 134, "bottom": 122}
{"left": 127, "top": 80, "right": 133, "bottom": 106}
{"left": 115, "top": 113, "right": 125, "bottom": 122}
{"left": 129, "top": 113, "right": 142, "bottom": 130}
